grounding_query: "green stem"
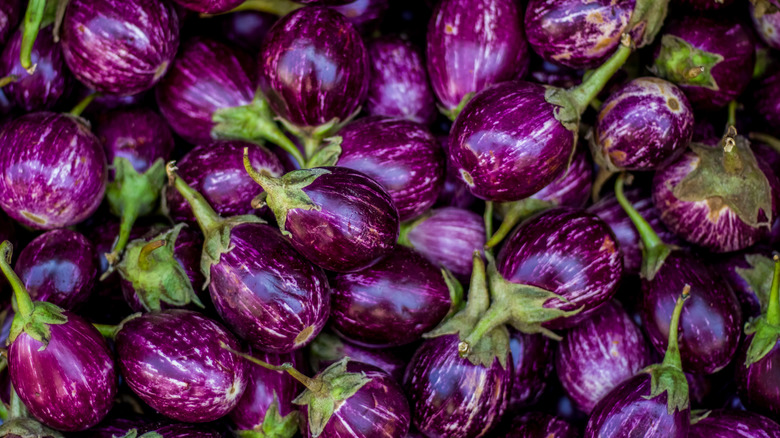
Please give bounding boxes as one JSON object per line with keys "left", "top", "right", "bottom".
{"left": 303, "top": 136, "right": 321, "bottom": 165}
{"left": 138, "top": 240, "right": 165, "bottom": 271}
{"left": 485, "top": 199, "right": 551, "bottom": 249}
{"left": 227, "top": 0, "right": 301, "bottom": 16}
{"left": 458, "top": 303, "right": 508, "bottom": 357}
{"left": 0, "top": 242, "right": 33, "bottom": 319}
{"left": 8, "top": 386, "right": 26, "bottom": 419}
{"left": 0, "top": 75, "right": 18, "bottom": 88}
{"left": 726, "top": 100, "right": 738, "bottom": 127}
{"left": 662, "top": 284, "right": 690, "bottom": 370}
{"left": 766, "top": 254, "right": 780, "bottom": 326}
{"left": 92, "top": 323, "right": 119, "bottom": 340}
{"left": 220, "top": 342, "right": 324, "bottom": 393}
{"left": 257, "top": 117, "right": 305, "bottom": 169}
{"left": 52, "top": 0, "right": 69, "bottom": 42}
{"left": 69, "top": 91, "right": 98, "bottom": 117}
{"left": 749, "top": 132, "right": 780, "bottom": 155}
{"left": 243, "top": 147, "right": 281, "bottom": 194}
{"left": 483, "top": 201, "right": 493, "bottom": 242}
{"left": 166, "top": 162, "right": 221, "bottom": 234}
{"left": 20, "top": 0, "right": 46, "bottom": 74}
{"left": 106, "top": 203, "right": 140, "bottom": 266}
{"left": 567, "top": 34, "right": 633, "bottom": 115}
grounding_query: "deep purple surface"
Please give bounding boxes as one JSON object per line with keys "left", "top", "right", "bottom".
{"left": 336, "top": 116, "right": 444, "bottom": 221}
{"left": 16, "top": 229, "right": 96, "bottom": 310}
{"left": 0, "top": 112, "right": 107, "bottom": 229}
{"left": 737, "top": 340, "right": 780, "bottom": 418}
{"left": 260, "top": 7, "right": 368, "bottom": 129}
{"left": 585, "top": 373, "right": 689, "bottom": 437}
{"left": 530, "top": 145, "right": 593, "bottom": 208}
{"left": 10, "top": 312, "right": 117, "bottom": 431}
{"left": 449, "top": 81, "right": 572, "bottom": 202}
{"left": 80, "top": 416, "right": 150, "bottom": 438}
{"left": 209, "top": 223, "right": 330, "bottom": 353}
{"left": 507, "top": 330, "right": 553, "bottom": 411}
{"left": 557, "top": 300, "right": 653, "bottom": 413}
{"left": 310, "top": 334, "right": 407, "bottom": 382}
{"left": 404, "top": 334, "right": 511, "bottom": 438}
{"left": 505, "top": 412, "right": 578, "bottom": 438}
{"left": 435, "top": 135, "right": 477, "bottom": 209}
{"left": 95, "top": 107, "right": 175, "bottom": 175}
{"left": 330, "top": 0, "right": 389, "bottom": 34}
{"left": 426, "top": 0, "right": 528, "bottom": 112}
{"left": 330, "top": 246, "right": 450, "bottom": 347}
{"left": 595, "top": 77, "right": 694, "bottom": 170}
{"left": 716, "top": 247, "right": 774, "bottom": 319}
{"left": 0, "top": 0, "right": 19, "bottom": 46}
{"left": 297, "top": 0, "right": 355, "bottom": 4}
{"left": 171, "top": 0, "right": 242, "bottom": 13}
{"left": 528, "top": 57, "right": 583, "bottom": 88}
{"left": 165, "top": 141, "right": 285, "bottom": 224}
{"left": 642, "top": 251, "right": 742, "bottom": 374}
{"left": 0, "top": 25, "right": 69, "bottom": 112}
{"left": 755, "top": 70, "right": 780, "bottom": 134}
{"left": 525, "top": 0, "right": 634, "bottom": 69}
{"left": 144, "top": 422, "right": 222, "bottom": 438}
{"left": 689, "top": 409, "right": 780, "bottom": 438}
{"left": 156, "top": 37, "right": 255, "bottom": 144}
{"left": 752, "top": 5, "right": 780, "bottom": 50}
{"left": 497, "top": 207, "right": 624, "bottom": 328}
{"left": 115, "top": 310, "right": 248, "bottom": 422}
{"left": 284, "top": 166, "right": 399, "bottom": 273}
{"left": 61, "top": 0, "right": 180, "bottom": 95}
{"left": 212, "top": 10, "right": 276, "bottom": 54}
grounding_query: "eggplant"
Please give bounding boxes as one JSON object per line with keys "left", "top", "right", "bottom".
{"left": 15, "top": 229, "right": 97, "bottom": 310}
{"left": 142, "top": 422, "right": 222, "bottom": 437}
{"left": 585, "top": 289, "right": 691, "bottom": 437}
{"left": 754, "top": 70, "right": 780, "bottom": 135}
{"left": 0, "top": 0, "right": 19, "bottom": 46}
{"left": 167, "top": 163, "right": 330, "bottom": 353}
{"left": 717, "top": 247, "right": 775, "bottom": 319}
{"left": 0, "top": 112, "right": 107, "bottom": 229}
{"left": 331, "top": 0, "right": 389, "bottom": 34}
{"left": 556, "top": 300, "right": 653, "bottom": 413}
{"left": 61, "top": 0, "right": 180, "bottom": 96}
{"left": 507, "top": 330, "right": 553, "bottom": 410}
{"left": 426, "top": 0, "right": 528, "bottom": 119}
{"left": 528, "top": 57, "right": 583, "bottom": 88}
{"left": 308, "top": 332, "right": 407, "bottom": 382}
{"left": 171, "top": 0, "right": 243, "bottom": 13}
{"left": 330, "top": 246, "right": 453, "bottom": 347}
{"left": 0, "top": 417, "right": 63, "bottom": 438}
{"left": 210, "top": 10, "right": 276, "bottom": 54}
{"left": 243, "top": 163, "right": 399, "bottom": 273}
{"left": 0, "top": 241, "right": 116, "bottom": 431}
{"left": 689, "top": 409, "right": 780, "bottom": 437}
{"left": 504, "top": 412, "right": 578, "bottom": 438}
{"left": 115, "top": 309, "right": 248, "bottom": 422}
{"left": 752, "top": 3, "right": 780, "bottom": 50}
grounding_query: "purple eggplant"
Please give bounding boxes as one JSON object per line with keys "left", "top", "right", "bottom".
{"left": 167, "top": 163, "right": 330, "bottom": 353}
{"left": 752, "top": 3, "right": 780, "bottom": 50}
{"left": 211, "top": 10, "right": 276, "bottom": 54}
{"left": 653, "top": 16, "right": 755, "bottom": 109}
{"left": 15, "top": 229, "right": 96, "bottom": 310}
{"left": 585, "top": 289, "right": 691, "bottom": 438}
{"left": 435, "top": 135, "right": 477, "bottom": 209}
{"left": 331, "top": 0, "right": 389, "bottom": 34}
{"left": 115, "top": 309, "right": 248, "bottom": 422}
{"left": 0, "top": 209, "right": 15, "bottom": 295}
{"left": 0, "top": 112, "right": 107, "bottom": 229}
{"left": 327, "top": 116, "right": 444, "bottom": 221}
{"left": 171, "top": 0, "right": 242, "bottom": 13}
{"left": 556, "top": 300, "right": 653, "bottom": 413}
{"left": 507, "top": 330, "right": 553, "bottom": 410}
{"left": 717, "top": 247, "right": 776, "bottom": 319}
{"left": 61, "top": 0, "right": 179, "bottom": 96}
{"left": 243, "top": 163, "right": 399, "bottom": 273}
{"left": 308, "top": 332, "right": 407, "bottom": 382}
{"left": 330, "top": 246, "right": 453, "bottom": 347}
{"left": 690, "top": 409, "right": 780, "bottom": 437}
{"left": 426, "top": 0, "right": 528, "bottom": 119}
{"left": 0, "top": 0, "right": 19, "bottom": 46}
{"left": 365, "top": 36, "right": 436, "bottom": 125}
{"left": 0, "top": 241, "right": 116, "bottom": 431}
{"left": 504, "top": 412, "right": 578, "bottom": 438}
{"left": 528, "top": 57, "right": 583, "bottom": 88}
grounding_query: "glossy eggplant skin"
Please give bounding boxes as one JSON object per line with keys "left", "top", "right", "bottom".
{"left": 115, "top": 310, "right": 248, "bottom": 423}
{"left": 171, "top": 0, "right": 243, "bottom": 13}
{"left": 0, "top": 112, "right": 107, "bottom": 230}
{"left": 505, "top": 412, "right": 578, "bottom": 438}
{"left": 557, "top": 301, "right": 653, "bottom": 413}
{"left": 16, "top": 229, "right": 97, "bottom": 310}
{"left": 260, "top": 7, "right": 368, "bottom": 129}
{"left": 330, "top": 246, "right": 451, "bottom": 348}
{"left": 688, "top": 409, "right": 780, "bottom": 438}
{"left": 530, "top": 145, "right": 593, "bottom": 208}
{"left": 507, "top": 330, "right": 553, "bottom": 411}
{"left": 309, "top": 333, "right": 407, "bottom": 382}
{"left": 61, "top": 0, "right": 180, "bottom": 96}
{"left": 525, "top": 0, "right": 634, "bottom": 69}
{"left": 737, "top": 340, "right": 780, "bottom": 418}
{"left": 0, "top": 0, "right": 19, "bottom": 46}
{"left": 211, "top": 11, "right": 276, "bottom": 54}
{"left": 165, "top": 141, "right": 285, "bottom": 225}
{"left": 585, "top": 373, "right": 689, "bottom": 437}
{"left": 95, "top": 107, "right": 175, "bottom": 175}
{"left": 404, "top": 334, "right": 512, "bottom": 438}
{"left": 10, "top": 313, "right": 117, "bottom": 431}
{"left": 497, "top": 207, "right": 624, "bottom": 328}
{"left": 642, "top": 252, "right": 741, "bottom": 374}
{"left": 209, "top": 223, "right": 330, "bottom": 353}
{"left": 426, "top": 0, "right": 528, "bottom": 113}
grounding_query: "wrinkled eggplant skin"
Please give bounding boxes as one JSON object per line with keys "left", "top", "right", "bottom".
{"left": 61, "top": 0, "right": 180, "bottom": 96}
{"left": 300, "top": 362, "right": 410, "bottom": 438}
{"left": 504, "top": 412, "right": 578, "bottom": 438}
{"left": 507, "top": 330, "right": 553, "bottom": 411}
{"left": 16, "top": 229, "right": 97, "bottom": 310}
{"left": 260, "top": 7, "right": 368, "bottom": 129}
{"left": 115, "top": 310, "right": 248, "bottom": 423}
{"left": 0, "top": 112, "right": 107, "bottom": 229}
{"left": 366, "top": 37, "right": 436, "bottom": 125}
{"left": 404, "top": 335, "right": 512, "bottom": 438}
{"left": 556, "top": 301, "right": 653, "bottom": 413}
{"left": 737, "top": 340, "right": 780, "bottom": 418}
{"left": 642, "top": 252, "right": 741, "bottom": 374}
{"left": 331, "top": 0, "right": 389, "bottom": 34}
{"left": 531, "top": 145, "right": 592, "bottom": 208}
{"left": 0, "top": 0, "right": 19, "bottom": 46}
{"left": 0, "top": 25, "right": 69, "bottom": 112}
{"left": 10, "top": 313, "right": 117, "bottom": 431}
{"left": 210, "top": 223, "right": 330, "bottom": 353}
{"left": 310, "top": 336, "right": 407, "bottom": 382}
{"left": 171, "top": 0, "right": 243, "bottom": 13}
{"left": 285, "top": 167, "right": 399, "bottom": 273}
{"left": 331, "top": 246, "right": 451, "bottom": 347}
{"left": 525, "top": 0, "right": 634, "bottom": 70}
{"left": 156, "top": 37, "right": 255, "bottom": 144}
{"left": 497, "top": 207, "right": 624, "bottom": 328}
{"left": 337, "top": 117, "right": 444, "bottom": 221}
{"left": 688, "top": 409, "right": 780, "bottom": 438}
{"left": 752, "top": 5, "right": 780, "bottom": 50}
{"left": 212, "top": 11, "right": 276, "bottom": 54}
{"left": 95, "top": 108, "right": 175, "bottom": 175}
{"left": 165, "top": 141, "right": 285, "bottom": 225}
{"left": 595, "top": 77, "right": 694, "bottom": 170}
{"left": 449, "top": 81, "right": 572, "bottom": 202}
{"left": 426, "top": 0, "right": 528, "bottom": 112}
{"left": 585, "top": 373, "right": 689, "bottom": 437}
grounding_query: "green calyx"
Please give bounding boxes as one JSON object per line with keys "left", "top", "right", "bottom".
{"left": 308, "top": 332, "right": 347, "bottom": 368}
{"left": 0, "top": 418, "right": 65, "bottom": 438}
{"left": 439, "top": 92, "right": 475, "bottom": 122}
{"left": 642, "top": 285, "right": 690, "bottom": 415}
{"left": 627, "top": 0, "right": 670, "bottom": 48}
{"left": 736, "top": 253, "right": 776, "bottom": 313}
{"left": 116, "top": 224, "right": 204, "bottom": 312}
{"left": 117, "top": 430, "right": 163, "bottom": 438}
{"left": 485, "top": 198, "right": 553, "bottom": 249}
{"left": 653, "top": 35, "right": 723, "bottom": 90}
{"left": 306, "top": 136, "right": 342, "bottom": 168}
{"left": 277, "top": 107, "right": 360, "bottom": 167}
{"left": 224, "top": 0, "right": 302, "bottom": 16}
{"left": 236, "top": 395, "right": 299, "bottom": 438}
{"left": 105, "top": 157, "right": 167, "bottom": 266}
{"left": 744, "top": 254, "right": 780, "bottom": 366}
{"left": 442, "top": 268, "right": 465, "bottom": 319}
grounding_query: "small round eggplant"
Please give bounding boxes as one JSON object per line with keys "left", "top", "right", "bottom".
{"left": 331, "top": 0, "right": 389, "bottom": 34}
{"left": 366, "top": 36, "right": 436, "bottom": 125}
{"left": 689, "top": 409, "right": 780, "bottom": 437}
{"left": 653, "top": 17, "right": 755, "bottom": 109}
{"left": 115, "top": 309, "right": 248, "bottom": 422}
{"left": 331, "top": 116, "right": 444, "bottom": 221}
{"left": 171, "top": 0, "right": 243, "bottom": 13}
{"left": 308, "top": 332, "right": 407, "bottom": 382}
{"left": 504, "top": 412, "right": 578, "bottom": 438}
{"left": 0, "top": 0, "right": 19, "bottom": 46}
{"left": 0, "top": 112, "right": 107, "bottom": 229}
{"left": 211, "top": 10, "right": 276, "bottom": 53}
{"left": 752, "top": 3, "right": 780, "bottom": 50}
{"left": 507, "top": 330, "right": 553, "bottom": 410}
{"left": 61, "top": 0, "right": 180, "bottom": 96}
{"left": 556, "top": 300, "right": 653, "bottom": 413}
{"left": 330, "top": 246, "right": 452, "bottom": 347}
{"left": 243, "top": 164, "right": 399, "bottom": 273}
{"left": 15, "top": 229, "right": 97, "bottom": 310}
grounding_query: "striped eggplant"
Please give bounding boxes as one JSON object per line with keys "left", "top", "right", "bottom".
{"left": 504, "top": 412, "right": 578, "bottom": 438}
{"left": 507, "top": 330, "right": 553, "bottom": 410}
{"left": 689, "top": 409, "right": 780, "bottom": 438}
{"left": 752, "top": 3, "right": 780, "bottom": 50}
{"left": 308, "top": 332, "right": 407, "bottom": 382}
